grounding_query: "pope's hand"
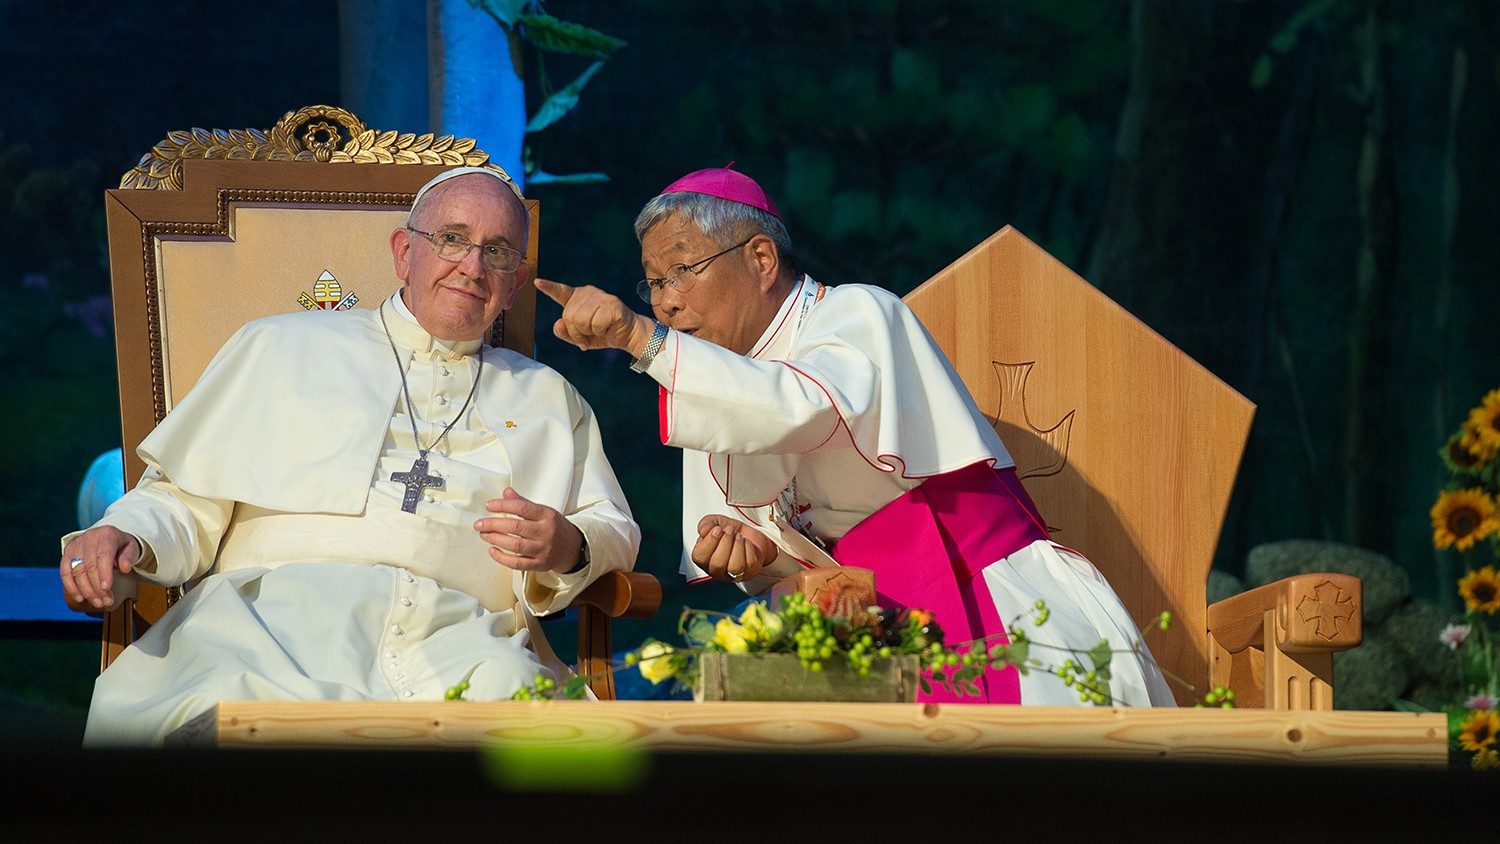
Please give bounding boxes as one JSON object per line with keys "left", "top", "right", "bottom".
{"left": 690, "top": 514, "right": 776, "bottom": 584}
{"left": 535, "top": 278, "right": 655, "bottom": 356}
{"left": 475, "top": 487, "right": 586, "bottom": 574}
{"left": 61, "top": 525, "right": 141, "bottom": 611}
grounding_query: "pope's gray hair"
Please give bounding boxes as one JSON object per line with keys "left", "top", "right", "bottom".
{"left": 633, "top": 192, "right": 797, "bottom": 275}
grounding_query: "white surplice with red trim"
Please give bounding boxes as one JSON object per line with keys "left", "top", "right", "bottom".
{"left": 638, "top": 276, "right": 1176, "bottom": 706}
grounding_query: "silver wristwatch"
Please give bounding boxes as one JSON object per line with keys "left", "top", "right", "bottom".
{"left": 629, "top": 320, "right": 670, "bottom": 373}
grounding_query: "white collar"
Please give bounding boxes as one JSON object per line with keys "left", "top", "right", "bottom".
{"left": 385, "top": 291, "right": 483, "bottom": 361}
{"left": 748, "top": 276, "right": 815, "bottom": 359}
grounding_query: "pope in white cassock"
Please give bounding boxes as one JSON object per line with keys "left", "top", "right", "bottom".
{"left": 538, "top": 167, "right": 1175, "bottom": 707}
{"left": 60, "top": 167, "right": 640, "bottom": 745}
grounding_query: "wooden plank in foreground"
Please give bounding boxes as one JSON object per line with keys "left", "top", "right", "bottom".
{"left": 208, "top": 701, "right": 1447, "bottom": 767}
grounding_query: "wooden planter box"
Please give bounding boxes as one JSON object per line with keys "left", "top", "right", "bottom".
{"left": 695, "top": 652, "right": 921, "bottom": 703}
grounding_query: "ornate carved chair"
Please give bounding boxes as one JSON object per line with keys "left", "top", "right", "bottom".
{"left": 905, "top": 228, "right": 1361, "bottom": 708}
{"left": 64, "top": 106, "right": 659, "bottom": 700}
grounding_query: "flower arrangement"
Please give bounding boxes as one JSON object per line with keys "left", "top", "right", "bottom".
{"left": 478, "top": 589, "right": 1234, "bottom": 708}
{"left": 1429, "top": 387, "right": 1500, "bottom": 769}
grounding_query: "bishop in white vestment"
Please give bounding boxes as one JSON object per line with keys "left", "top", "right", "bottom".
{"left": 538, "top": 167, "right": 1174, "bottom": 707}
{"left": 62, "top": 168, "right": 639, "bottom": 745}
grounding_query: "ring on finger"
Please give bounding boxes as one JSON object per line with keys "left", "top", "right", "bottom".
{"left": 68, "top": 557, "right": 85, "bottom": 570}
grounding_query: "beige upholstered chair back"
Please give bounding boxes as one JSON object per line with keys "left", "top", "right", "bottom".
{"left": 904, "top": 227, "right": 1255, "bottom": 703}
{"left": 106, "top": 107, "right": 538, "bottom": 486}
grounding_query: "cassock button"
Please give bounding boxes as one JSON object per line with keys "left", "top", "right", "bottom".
{"left": 440, "top": 366, "right": 451, "bottom": 377}
{"left": 404, "top": 689, "right": 415, "bottom": 698}
{"left": 435, "top": 395, "right": 449, "bottom": 407}
{"left": 402, "top": 573, "right": 415, "bottom": 583}
{"left": 384, "top": 650, "right": 396, "bottom": 660}
{"left": 400, "top": 597, "right": 413, "bottom": 607}
{"left": 389, "top": 624, "right": 404, "bottom": 636}
{"left": 423, "top": 493, "right": 435, "bottom": 504}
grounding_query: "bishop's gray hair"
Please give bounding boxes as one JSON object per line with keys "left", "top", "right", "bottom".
{"left": 633, "top": 192, "right": 798, "bottom": 275}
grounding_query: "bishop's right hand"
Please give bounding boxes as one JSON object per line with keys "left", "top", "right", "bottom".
{"left": 61, "top": 525, "right": 142, "bottom": 611}
{"left": 690, "top": 515, "right": 777, "bottom": 585}
{"left": 535, "top": 278, "right": 656, "bottom": 357}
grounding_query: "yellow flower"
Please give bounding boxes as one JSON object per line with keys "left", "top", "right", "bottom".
{"left": 737, "top": 602, "right": 784, "bottom": 645}
{"left": 713, "top": 619, "right": 750, "bottom": 654}
{"left": 1441, "top": 432, "right": 1486, "bottom": 474}
{"left": 1458, "top": 709, "right": 1500, "bottom": 752}
{"left": 636, "top": 641, "right": 678, "bottom": 685}
{"left": 1458, "top": 566, "right": 1500, "bottom": 615}
{"left": 1474, "top": 748, "right": 1500, "bottom": 771}
{"left": 1462, "top": 388, "right": 1500, "bottom": 461}
{"left": 1430, "top": 488, "right": 1498, "bottom": 552}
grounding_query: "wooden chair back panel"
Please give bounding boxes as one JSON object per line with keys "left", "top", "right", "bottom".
{"left": 903, "top": 227, "right": 1255, "bottom": 703}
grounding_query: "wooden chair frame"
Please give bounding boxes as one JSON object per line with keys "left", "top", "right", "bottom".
{"left": 905, "top": 228, "right": 1360, "bottom": 708}
{"left": 66, "top": 106, "right": 658, "bottom": 699}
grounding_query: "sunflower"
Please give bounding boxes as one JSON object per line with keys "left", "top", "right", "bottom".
{"left": 1458, "top": 708, "right": 1500, "bottom": 752}
{"left": 1463, "top": 388, "right": 1500, "bottom": 461}
{"left": 1440, "top": 432, "right": 1485, "bottom": 474}
{"left": 1430, "top": 488, "right": 1498, "bottom": 551}
{"left": 1474, "top": 748, "right": 1500, "bottom": 771}
{"left": 1458, "top": 566, "right": 1500, "bottom": 615}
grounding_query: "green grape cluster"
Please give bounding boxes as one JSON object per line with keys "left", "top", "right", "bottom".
{"left": 845, "top": 632, "right": 877, "bottom": 677}
{"left": 1201, "top": 685, "right": 1236, "bottom": 708}
{"left": 443, "top": 679, "right": 470, "bottom": 701}
{"left": 782, "top": 593, "right": 838, "bottom": 672}
{"left": 510, "top": 671, "right": 557, "bottom": 701}
{"left": 1055, "top": 658, "right": 1110, "bottom": 705}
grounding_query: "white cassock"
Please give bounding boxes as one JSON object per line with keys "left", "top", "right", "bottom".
{"left": 637, "top": 276, "right": 1174, "bottom": 707}
{"left": 68, "top": 292, "right": 639, "bottom": 745}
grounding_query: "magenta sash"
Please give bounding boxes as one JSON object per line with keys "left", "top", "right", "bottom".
{"left": 827, "top": 462, "right": 1050, "bottom": 704}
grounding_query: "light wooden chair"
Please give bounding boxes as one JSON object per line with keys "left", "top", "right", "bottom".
{"left": 905, "top": 228, "right": 1361, "bottom": 708}
{"left": 64, "top": 105, "right": 659, "bottom": 700}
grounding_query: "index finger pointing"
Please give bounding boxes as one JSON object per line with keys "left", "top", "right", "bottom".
{"left": 534, "top": 277, "right": 574, "bottom": 306}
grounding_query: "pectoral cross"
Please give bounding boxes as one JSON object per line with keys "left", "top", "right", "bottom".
{"left": 391, "top": 454, "right": 444, "bottom": 513}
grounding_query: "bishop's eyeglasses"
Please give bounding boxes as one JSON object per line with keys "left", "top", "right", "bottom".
{"left": 408, "top": 228, "right": 525, "bottom": 273}
{"left": 636, "top": 235, "right": 754, "bottom": 304}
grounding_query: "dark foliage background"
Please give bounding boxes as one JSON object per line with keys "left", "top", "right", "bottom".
{"left": 3, "top": 0, "right": 1497, "bottom": 727}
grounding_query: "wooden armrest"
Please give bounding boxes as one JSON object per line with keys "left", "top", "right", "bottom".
{"left": 572, "top": 571, "right": 662, "bottom": 619}
{"left": 62, "top": 571, "right": 141, "bottom": 615}
{"left": 1207, "top": 572, "right": 1361, "bottom": 654}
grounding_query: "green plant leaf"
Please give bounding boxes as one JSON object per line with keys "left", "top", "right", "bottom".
{"left": 1250, "top": 53, "right": 1273, "bottom": 90}
{"left": 1390, "top": 698, "right": 1432, "bottom": 713}
{"left": 562, "top": 675, "right": 589, "bottom": 699}
{"left": 469, "top": 0, "right": 527, "bottom": 28}
{"left": 527, "top": 60, "right": 606, "bottom": 133}
{"left": 1088, "top": 640, "right": 1113, "bottom": 673}
{"left": 520, "top": 14, "right": 626, "bottom": 56}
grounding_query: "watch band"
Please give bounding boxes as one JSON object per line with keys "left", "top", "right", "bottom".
{"left": 629, "top": 320, "right": 670, "bottom": 373}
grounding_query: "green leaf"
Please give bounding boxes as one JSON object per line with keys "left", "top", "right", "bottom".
{"left": 1087, "top": 640, "right": 1113, "bottom": 673}
{"left": 1390, "top": 698, "right": 1432, "bottom": 713}
{"left": 469, "top": 0, "right": 527, "bottom": 28}
{"left": 527, "top": 61, "right": 605, "bottom": 133}
{"left": 520, "top": 14, "right": 626, "bottom": 56}
{"left": 919, "top": 676, "right": 932, "bottom": 695}
{"left": 685, "top": 616, "right": 716, "bottom": 646}
{"left": 562, "top": 675, "right": 589, "bottom": 699}
{"left": 529, "top": 169, "right": 609, "bottom": 186}
{"left": 1006, "top": 640, "right": 1029, "bottom": 667}
{"left": 1250, "top": 53, "right": 1273, "bottom": 90}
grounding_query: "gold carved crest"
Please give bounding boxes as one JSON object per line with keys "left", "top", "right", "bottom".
{"left": 119, "top": 104, "right": 503, "bottom": 190}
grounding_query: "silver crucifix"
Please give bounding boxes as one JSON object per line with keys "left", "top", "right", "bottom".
{"left": 391, "top": 454, "right": 444, "bottom": 513}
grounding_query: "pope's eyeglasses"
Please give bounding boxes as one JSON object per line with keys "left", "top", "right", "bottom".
{"left": 408, "top": 227, "right": 525, "bottom": 273}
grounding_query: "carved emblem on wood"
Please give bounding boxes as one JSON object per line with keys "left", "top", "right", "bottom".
{"left": 1294, "top": 580, "right": 1358, "bottom": 641}
{"left": 990, "top": 361, "right": 1075, "bottom": 480}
